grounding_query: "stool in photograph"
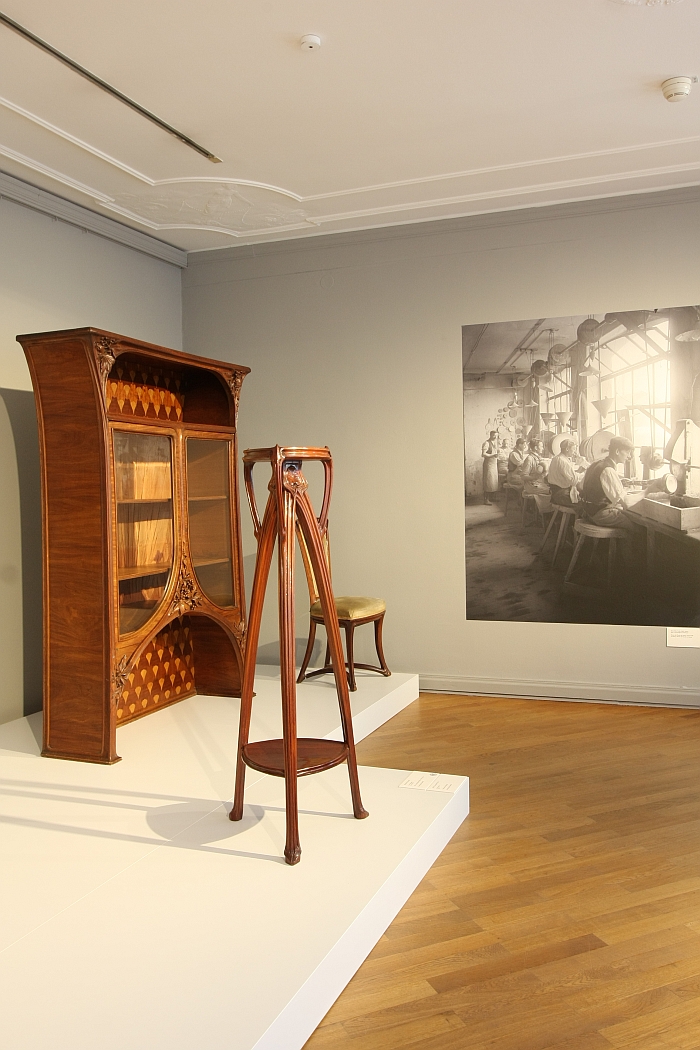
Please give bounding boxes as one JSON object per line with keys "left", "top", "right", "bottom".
{"left": 539, "top": 504, "right": 578, "bottom": 566}
{"left": 564, "top": 520, "right": 627, "bottom": 590}
{"left": 503, "top": 482, "right": 522, "bottom": 516}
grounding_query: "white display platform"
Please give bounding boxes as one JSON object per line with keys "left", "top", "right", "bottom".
{"left": 0, "top": 669, "right": 469, "bottom": 1050}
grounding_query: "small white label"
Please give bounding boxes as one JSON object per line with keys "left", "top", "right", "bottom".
{"left": 667, "top": 627, "right": 700, "bottom": 648}
{"left": 399, "top": 771, "right": 463, "bottom": 793}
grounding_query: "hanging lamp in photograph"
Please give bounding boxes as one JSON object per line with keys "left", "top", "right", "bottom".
{"left": 591, "top": 398, "right": 614, "bottom": 419}
{"left": 579, "top": 357, "right": 599, "bottom": 377}
{"left": 676, "top": 307, "right": 700, "bottom": 341}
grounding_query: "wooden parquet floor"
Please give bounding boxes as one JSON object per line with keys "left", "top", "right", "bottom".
{"left": 304, "top": 693, "right": 700, "bottom": 1050}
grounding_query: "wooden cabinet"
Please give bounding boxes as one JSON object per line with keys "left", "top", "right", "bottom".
{"left": 18, "top": 328, "right": 249, "bottom": 764}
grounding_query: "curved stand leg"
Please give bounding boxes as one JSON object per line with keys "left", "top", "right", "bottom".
{"left": 278, "top": 481, "right": 301, "bottom": 865}
{"left": 297, "top": 492, "right": 368, "bottom": 820}
{"left": 296, "top": 619, "right": 317, "bottom": 684}
{"left": 230, "top": 496, "right": 276, "bottom": 822}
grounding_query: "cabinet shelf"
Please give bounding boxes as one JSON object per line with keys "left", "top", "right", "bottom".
{"left": 192, "top": 556, "right": 230, "bottom": 568}
{"left": 118, "top": 563, "right": 171, "bottom": 582}
{"left": 188, "top": 495, "right": 227, "bottom": 502}
{"left": 117, "top": 497, "right": 172, "bottom": 505}
{"left": 242, "top": 738, "right": 349, "bottom": 778}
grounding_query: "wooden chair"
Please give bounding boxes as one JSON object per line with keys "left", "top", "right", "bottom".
{"left": 296, "top": 526, "right": 391, "bottom": 692}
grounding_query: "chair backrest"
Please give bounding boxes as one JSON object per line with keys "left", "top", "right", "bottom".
{"left": 296, "top": 522, "right": 331, "bottom": 606}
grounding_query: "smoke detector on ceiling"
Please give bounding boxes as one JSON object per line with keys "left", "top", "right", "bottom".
{"left": 662, "top": 76, "right": 698, "bottom": 101}
{"left": 300, "top": 34, "right": 321, "bottom": 50}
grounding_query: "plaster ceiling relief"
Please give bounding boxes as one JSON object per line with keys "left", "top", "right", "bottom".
{"left": 101, "top": 181, "right": 314, "bottom": 236}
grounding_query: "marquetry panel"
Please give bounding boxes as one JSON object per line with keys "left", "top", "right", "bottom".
{"left": 106, "top": 356, "right": 185, "bottom": 420}
{"left": 117, "top": 617, "right": 195, "bottom": 723}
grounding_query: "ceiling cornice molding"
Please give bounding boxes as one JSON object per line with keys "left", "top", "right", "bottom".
{"left": 0, "top": 169, "right": 187, "bottom": 267}
{"left": 186, "top": 183, "right": 700, "bottom": 265}
{"left": 3, "top": 93, "right": 700, "bottom": 243}
{"left": 4, "top": 90, "right": 700, "bottom": 206}
{"left": 302, "top": 134, "right": 700, "bottom": 203}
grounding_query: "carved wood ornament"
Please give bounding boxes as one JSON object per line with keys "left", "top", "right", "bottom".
{"left": 94, "top": 336, "right": 120, "bottom": 399}
{"left": 225, "top": 370, "right": 246, "bottom": 422}
{"left": 112, "top": 654, "right": 131, "bottom": 703}
{"left": 170, "top": 559, "right": 204, "bottom": 617}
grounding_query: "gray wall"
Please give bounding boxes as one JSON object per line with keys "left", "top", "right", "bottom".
{"left": 0, "top": 197, "right": 182, "bottom": 724}
{"left": 183, "top": 187, "right": 700, "bottom": 707}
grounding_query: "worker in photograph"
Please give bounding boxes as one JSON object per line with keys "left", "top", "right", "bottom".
{"left": 581, "top": 436, "right": 647, "bottom": 529}
{"left": 522, "top": 438, "right": 545, "bottom": 477}
{"left": 507, "top": 437, "right": 528, "bottom": 475}
{"left": 481, "top": 430, "right": 499, "bottom": 504}
{"left": 516, "top": 438, "right": 548, "bottom": 493}
{"left": 548, "top": 438, "right": 584, "bottom": 506}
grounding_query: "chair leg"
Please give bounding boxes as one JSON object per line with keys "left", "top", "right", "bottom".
{"left": 345, "top": 623, "right": 357, "bottom": 692}
{"left": 297, "top": 631, "right": 335, "bottom": 682}
{"left": 373, "top": 614, "right": 391, "bottom": 676}
{"left": 564, "top": 534, "right": 586, "bottom": 583}
{"left": 296, "top": 619, "right": 317, "bottom": 684}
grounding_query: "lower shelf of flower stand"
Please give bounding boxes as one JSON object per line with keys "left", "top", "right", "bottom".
{"left": 242, "top": 738, "right": 350, "bottom": 777}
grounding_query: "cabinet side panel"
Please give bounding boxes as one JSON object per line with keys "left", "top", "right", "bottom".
{"left": 189, "top": 615, "right": 242, "bottom": 697}
{"left": 26, "top": 342, "right": 112, "bottom": 760}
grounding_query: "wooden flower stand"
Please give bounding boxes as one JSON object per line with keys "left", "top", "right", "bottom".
{"left": 229, "top": 446, "right": 368, "bottom": 864}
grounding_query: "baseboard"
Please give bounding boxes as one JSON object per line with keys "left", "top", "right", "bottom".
{"left": 419, "top": 674, "right": 700, "bottom": 709}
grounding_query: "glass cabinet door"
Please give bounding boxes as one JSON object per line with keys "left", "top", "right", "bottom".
{"left": 113, "top": 432, "right": 174, "bottom": 635}
{"left": 186, "top": 438, "right": 234, "bottom": 607}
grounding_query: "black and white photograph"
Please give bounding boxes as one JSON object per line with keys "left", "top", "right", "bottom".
{"left": 463, "top": 308, "right": 700, "bottom": 626}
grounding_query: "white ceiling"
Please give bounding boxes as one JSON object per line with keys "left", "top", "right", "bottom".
{"left": 0, "top": 0, "right": 699, "bottom": 253}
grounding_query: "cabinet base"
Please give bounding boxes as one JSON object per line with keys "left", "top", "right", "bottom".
{"left": 41, "top": 748, "right": 122, "bottom": 764}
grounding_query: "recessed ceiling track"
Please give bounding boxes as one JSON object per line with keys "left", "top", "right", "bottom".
{"left": 0, "top": 11, "right": 221, "bottom": 163}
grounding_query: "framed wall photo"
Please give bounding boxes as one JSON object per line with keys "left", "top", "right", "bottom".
{"left": 463, "top": 308, "right": 700, "bottom": 627}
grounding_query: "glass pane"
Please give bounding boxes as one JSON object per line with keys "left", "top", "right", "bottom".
{"left": 113, "top": 432, "right": 174, "bottom": 635}
{"left": 186, "top": 439, "right": 234, "bottom": 608}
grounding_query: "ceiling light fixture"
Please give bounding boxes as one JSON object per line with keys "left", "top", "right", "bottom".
{"left": 300, "top": 34, "right": 321, "bottom": 50}
{"left": 0, "top": 10, "right": 222, "bottom": 162}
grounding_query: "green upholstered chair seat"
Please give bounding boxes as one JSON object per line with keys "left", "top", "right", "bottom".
{"left": 310, "top": 596, "right": 386, "bottom": 620}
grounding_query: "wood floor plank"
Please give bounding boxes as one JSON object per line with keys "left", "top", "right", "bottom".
{"left": 303, "top": 695, "right": 700, "bottom": 1049}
